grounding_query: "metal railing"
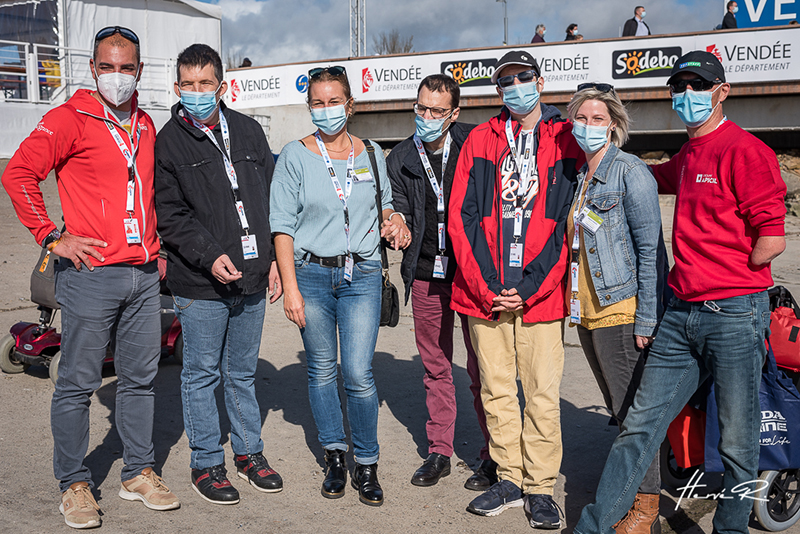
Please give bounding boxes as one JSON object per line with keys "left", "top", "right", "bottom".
{"left": 0, "top": 39, "right": 176, "bottom": 109}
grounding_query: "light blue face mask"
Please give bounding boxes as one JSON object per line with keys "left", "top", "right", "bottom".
{"left": 180, "top": 84, "right": 221, "bottom": 121}
{"left": 415, "top": 114, "right": 450, "bottom": 143}
{"left": 572, "top": 121, "right": 610, "bottom": 154}
{"left": 640, "top": 10, "right": 646, "bottom": 18}
{"left": 732, "top": 6, "right": 738, "bottom": 13}
{"left": 501, "top": 81, "right": 540, "bottom": 115}
{"left": 310, "top": 104, "right": 348, "bottom": 135}
{"left": 672, "top": 85, "right": 721, "bottom": 128}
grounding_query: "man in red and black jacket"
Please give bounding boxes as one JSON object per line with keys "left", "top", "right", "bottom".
{"left": 449, "top": 50, "right": 584, "bottom": 529}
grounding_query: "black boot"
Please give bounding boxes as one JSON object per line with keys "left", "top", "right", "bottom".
{"left": 351, "top": 463, "right": 383, "bottom": 506}
{"left": 411, "top": 453, "right": 451, "bottom": 487}
{"left": 322, "top": 449, "right": 347, "bottom": 499}
{"left": 464, "top": 459, "right": 498, "bottom": 491}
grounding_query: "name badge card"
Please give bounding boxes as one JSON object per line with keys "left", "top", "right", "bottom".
{"left": 578, "top": 207, "right": 603, "bottom": 234}
{"left": 241, "top": 234, "right": 258, "bottom": 260}
{"left": 344, "top": 256, "right": 354, "bottom": 282}
{"left": 124, "top": 218, "right": 141, "bottom": 244}
{"left": 352, "top": 167, "right": 373, "bottom": 182}
{"left": 570, "top": 298, "right": 582, "bottom": 324}
{"left": 509, "top": 243, "right": 523, "bottom": 268}
{"left": 433, "top": 255, "right": 448, "bottom": 279}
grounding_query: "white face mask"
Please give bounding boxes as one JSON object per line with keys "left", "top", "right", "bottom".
{"left": 94, "top": 65, "right": 139, "bottom": 107}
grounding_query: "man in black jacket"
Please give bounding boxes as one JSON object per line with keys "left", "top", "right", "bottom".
{"left": 622, "top": 6, "right": 651, "bottom": 36}
{"left": 387, "top": 74, "right": 494, "bottom": 491}
{"left": 155, "top": 44, "right": 283, "bottom": 506}
{"left": 722, "top": 1, "right": 738, "bottom": 28}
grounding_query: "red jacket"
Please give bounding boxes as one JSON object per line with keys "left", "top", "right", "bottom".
{"left": 2, "top": 90, "right": 159, "bottom": 265}
{"left": 651, "top": 120, "right": 786, "bottom": 301}
{"left": 449, "top": 105, "right": 585, "bottom": 323}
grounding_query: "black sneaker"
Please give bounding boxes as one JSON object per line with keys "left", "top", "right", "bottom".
{"left": 524, "top": 494, "right": 563, "bottom": 529}
{"left": 235, "top": 453, "right": 283, "bottom": 493}
{"left": 466, "top": 479, "right": 523, "bottom": 516}
{"left": 191, "top": 465, "right": 240, "bottom": 505}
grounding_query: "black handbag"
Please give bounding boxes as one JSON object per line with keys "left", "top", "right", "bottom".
{"left": 364, "top": 142, "right": 400, "bottom": 327}
{"left": 30, "top": 247, "right": 60, "bottom": 310}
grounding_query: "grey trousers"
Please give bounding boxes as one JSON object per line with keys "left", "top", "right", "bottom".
{"left": 577, "top": 323, "right": 661, "bottom": 494}
{"left": 52, "top": 260, "right": 161, "bottom": 492}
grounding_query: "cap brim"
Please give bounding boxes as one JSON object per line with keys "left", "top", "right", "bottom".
{"left": 491, "top": 61, "right": 538, "bottom": 84}
{"left": 667, "top": 66, "right": 719, "bottom": 85}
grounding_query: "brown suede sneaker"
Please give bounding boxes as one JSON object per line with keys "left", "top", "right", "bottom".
{"left": 60, "top": 481, "right": 101, "bottom": 529}
{"left": 119, "top": 467, "right": 180, "bottom": 511}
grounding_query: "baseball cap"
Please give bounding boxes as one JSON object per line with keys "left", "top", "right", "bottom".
{"left": 491, "top": 50, "right": 541, "bottom": 84}
{"left": 667, "top": 51, "right": 726, "bottom": 85}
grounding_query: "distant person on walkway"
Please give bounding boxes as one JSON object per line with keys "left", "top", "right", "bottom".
{"left": 565, "top": 23, "right": 579, "bottom": 40}
{"left": 240, "top": 57, "right": 252, "bottom": 68}
{"left": 270, "top": 65, "right": 410, "bottom": 507}
{"left": 2, "top": 25, "right": 180, "bottom": 529}
{"left": 574, "top": 50, "right": 786, "bottom": 534}
{"left": 622, "top": 6, "right": 651, "bottom": 36}
{"left": 531, "top": 24, "right": 546, "bottom": 43}
{"left": 566, "top": 82, "right": 666, "bottom": 534}
{"left": 386, "top": 74, "right": 495, "bottom": 492}
{"left": 722, "top": 1, "right": 738, "bottom": 29}
{"left": 155, "top": 43, "right": 284, "bottom": 506}
{"left": 449, "top": 50, "right": 584, "bottom": 529}
{"left": 575, "top": 34, "right": 585, "bottom": 41}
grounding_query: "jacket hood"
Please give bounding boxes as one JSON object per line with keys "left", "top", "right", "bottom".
{"left": 489, "top": 102, "right": 571, "bottom": 139}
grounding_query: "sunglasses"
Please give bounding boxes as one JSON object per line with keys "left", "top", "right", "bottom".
{"left": 577, "top": 83, "right": 615, "bottom": 93}
{"left": 308, "top": 66, "right": 347, "bottom": 79}
{"left": 94, "top": 26, "right": 139, "bottom": 45}
{"left": 669, "top": 78, "right": 716, "bottom": 94}
{"left": 497, "top": 69, "right": 538, "bottom": 88}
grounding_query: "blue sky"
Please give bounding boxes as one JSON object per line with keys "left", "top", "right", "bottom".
{"left": 198, "top": 0, "right": 727, "bottom": 67}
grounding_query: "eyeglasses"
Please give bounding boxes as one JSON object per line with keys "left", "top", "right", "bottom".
{"left": 94, "top": 26, "right": 139, "bottom": 45}
{"left": 668, "top": 78, "right": 716, "bottom": 94}
{"left": 497, "top": 69, "right": 538, "bottom": 88}
{"left": 308, "top": 66, "right": 347, "bottom": 79}
{"left": 577, "top": 83, "right": 615, "bottom": 93}
{"left": 413, "top": 103, "right": 453, "bottom": 120}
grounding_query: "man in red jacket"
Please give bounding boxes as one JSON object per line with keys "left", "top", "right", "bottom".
{"left": 575, "top": 51, "right": 786, "bottom": 534}
{"left": 449, "top": 50, "right": 584, "bottom": 529}
{"left": 2, "top": 27, "right": 179, "bottom": 529}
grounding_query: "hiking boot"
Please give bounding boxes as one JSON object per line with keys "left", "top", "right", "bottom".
{"left": 60, "top": 481, "right": 101, "bottom": 529}
{"left": 351, "top": 463, "right": 384, "bottom": 506}
{"left": 191, "top": 465, "right": 240, "bottom": 505}
{"left": 119, "top": 467, "right": 180, "bottom": 510}
{"left": 464, "top": 458, "right": 498, "bottom": 491}
{"left": 411, "top": 453, "right": 451, "bottom": 487}
{"left": 234, "top": 453, "right": 283, "bottom": 493}
{"left": 615, "top": 493, "right": 661, "bottom": 534}
{"left": 321, "top": 449, "right": 347, "bottom": 499}
{"left": 466, "top": 479, "right": 523, "bottom": 516}
{"left": 525, "top": 493, "right": 563, "bottom": 529}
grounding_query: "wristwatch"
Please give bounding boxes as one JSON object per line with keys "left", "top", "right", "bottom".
{"left": 42, "top": 229, "right": 61, "bottom": 249}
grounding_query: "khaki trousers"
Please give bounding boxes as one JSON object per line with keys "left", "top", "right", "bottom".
{"left": 468, "top": 311, "right": 564, "bottom": 494}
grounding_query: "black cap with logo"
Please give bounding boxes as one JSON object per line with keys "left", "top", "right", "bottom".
{"left": 491, "top": 50, "right": 541, "bottom": 84}
{"left": 667, "top": 51, "right": 726, "bottom": 85}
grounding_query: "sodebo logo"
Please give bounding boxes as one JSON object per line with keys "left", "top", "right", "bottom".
{"left": 441, "top": 58, "right": 498, "bottom": 87}
{"left": 612, "top": 47, "right": 681, "bottom": 79}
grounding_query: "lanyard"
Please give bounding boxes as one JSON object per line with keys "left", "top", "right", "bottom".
{"left": 571, "top": 174, "right": 591, "bottom": 257}
{"left": 413, "top": 132, "right": 451, "bottom": 252}
{"left": 102, "top": 106, "right": 140, "bottom": 213}
{"left": 190, "top": 111, "right": 250, "bottom": 234}
{"left": 504, "top": 118, "right": 538, "bottom": 239}
{"left": 314, "top": 131, "right": 355, "bottom": 254}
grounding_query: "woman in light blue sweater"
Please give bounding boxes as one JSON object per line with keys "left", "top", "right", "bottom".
{"left": 270, "top": 66, "right": 410, "bottom": 507}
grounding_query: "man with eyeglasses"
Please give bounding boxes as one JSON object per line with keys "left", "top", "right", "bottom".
{"left": 448, "top": 50, "right": 584, "bottom": 529}
{"left": 2, "top": 26, "right": 180, "bottom": 529}
{"left": 574, "top": 51, "right": 786, "bottom": 534}
{"left": 386, "top": 74, "right": 494, "bottom": 491}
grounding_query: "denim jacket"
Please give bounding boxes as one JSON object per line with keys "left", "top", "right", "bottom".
{"left": 571, "top": 143, "right": 666, "bottom": 337}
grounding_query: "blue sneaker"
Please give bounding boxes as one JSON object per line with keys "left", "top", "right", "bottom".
{"left": 466, "top": 479, "right": 524, "bottom": 516}
{"left": 524, "top": 494, "right": 563, "bottom": 529}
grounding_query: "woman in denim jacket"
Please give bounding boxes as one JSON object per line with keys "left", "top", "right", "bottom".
{"left": 566, "top": 84, "right": 665, "bottom": 534}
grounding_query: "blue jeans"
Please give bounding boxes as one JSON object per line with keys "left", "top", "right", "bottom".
{"left": 52, "top": 261, "right": 161, "bottom": 492}
{"left": 173, "top": 290, "right": 266, "bottom": 470}
{"left": 295, "top": 259, "right": 382, "bottom": 465}
{"left": 575, "top": 292, "right": 771, "bottom": 534}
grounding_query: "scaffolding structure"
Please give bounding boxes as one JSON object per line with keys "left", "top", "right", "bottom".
{"left": 349, "top": 0, "right": 366, "bottom": 57}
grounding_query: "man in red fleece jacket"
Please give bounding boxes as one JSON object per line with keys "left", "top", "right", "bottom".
{"left": 575, "top": 51, "right": 786, "bottom": 534}
{"left": 2, "top": 27, "right": 179, "bottom": 529}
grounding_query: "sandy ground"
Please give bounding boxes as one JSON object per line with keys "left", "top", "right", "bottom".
{"left": 2, "top": 159, "right": 800, "bottom": 534}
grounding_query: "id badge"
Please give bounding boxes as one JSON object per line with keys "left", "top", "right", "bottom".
{"left": 241, "top": 234, "right": 258, "bottom": 260}
{"left": 433, "top": 255, "right": 448, "bottom": 279}
{"left": 509, "top": 242, "right": 523, "bottom": 268}
{"left": 124, "top": 218, "right": 141, "bottom": 244}
{"left": 353, "top": 168, "right": 373, "bottom": 182}
{"left": 344, "top": 255, "right": 354, "bottom": 282}
{"left": 570, "top": 298, "right": 582, "bottom": 325}
{"left": 578, "top": 207, "right": 603, "bottom": 234}
{"left": 570, "top": 261, "right": 579, "bottom": 292}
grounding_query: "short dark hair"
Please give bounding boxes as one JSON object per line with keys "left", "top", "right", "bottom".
{"left": 176, "top": 44, "right": 223, "bottom": 84}
{"left": 726, "top": 1, "right": 736, "bottom": 9}
{"left": 94, "top": 34, "right": 140, "bottom": 65}
{"left": 418, "top": 74, "right": 460, "bottom": 109}
{"left": 635, "top": 5, "right": 645, "bottom": 13}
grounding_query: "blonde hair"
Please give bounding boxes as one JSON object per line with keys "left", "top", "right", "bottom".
{"left": 567, "top": 88, "right": 630, "bottom": 146}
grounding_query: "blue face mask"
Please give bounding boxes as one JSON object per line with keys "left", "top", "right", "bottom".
{"left": 672, "top": 85, "right": 720, "bottom": 128}
{"left": 572, "top": 121, "right": 610, "bottom": 154}
{"left": 501, "top": 81, "right": 540, "bottom": 115}
{"left": 180, "top": 84, "right": 220, "bottom": 121}
{"left": 732, "top": 6, "right": 738, "bottom": 13}
{"left": 310, "top": 104, "right": 348, "bottom": 135}
{"left": 415, "top": 114, "right": 450, "bottom": 143}
{"left": 640, "top": 10, "right": 646, "bottom": 18}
